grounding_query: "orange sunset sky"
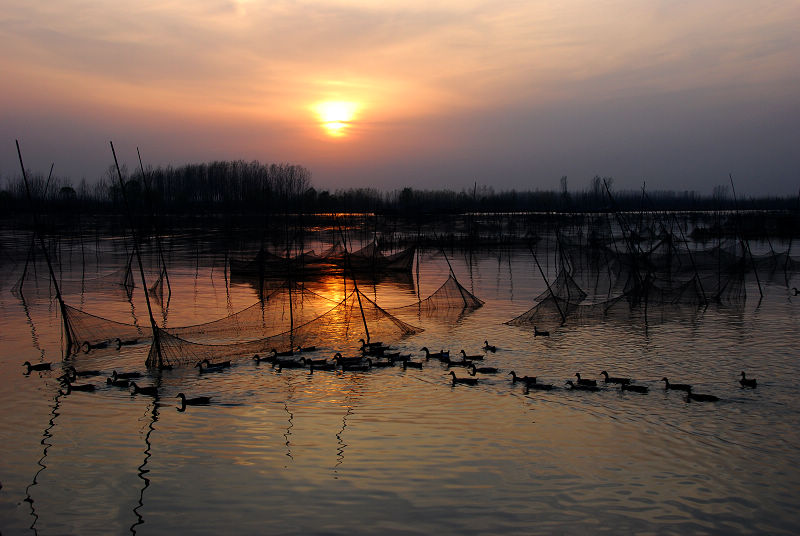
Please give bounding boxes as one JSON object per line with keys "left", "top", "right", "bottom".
{"left": 1, "top": 0, "right": 798, "bottom": 194}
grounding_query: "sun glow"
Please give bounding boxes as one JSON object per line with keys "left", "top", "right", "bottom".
{"left": 314, "top": 101, "right": 358, "bottom": 138}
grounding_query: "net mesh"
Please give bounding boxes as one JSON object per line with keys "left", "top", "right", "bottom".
{"left": 145, "top": 289, "right": 422, "bottom": 368}
{"left": 64, "top": 281, "right": 340, "bottom": 349}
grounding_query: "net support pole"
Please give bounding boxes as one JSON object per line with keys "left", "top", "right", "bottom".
{"left": 16, "top": 140, "right": 77, "bottom": 355}
{"left": 110, "top": 141, "right": 164, "bottom": 367}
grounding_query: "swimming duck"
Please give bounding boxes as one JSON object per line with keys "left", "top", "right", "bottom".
{"left": 130, "top": 382, "right": 158, "bottom": 396}
{"left": 402, "top": 360, "right": 423, "bottom": 370}
{"left": 112, "top": 370, "right": 143, "bottom": 380}
{"left": 508, "top": 371, "right": 537, "bottom": 385}
{"left": 82, "top": 340, "right": 110, "bottom": 353}
{"left": 270, "top": 348, "right": 294, "bottom": 357}
{"left": 389, "top": 353, "right": 411, "bottom": 363}
{"left": 106, "top": 377, "right": 130, "bottom": 388}
{"left": 739, "top": 371, "right": 757, "bottom": 388}
{"left": 308, "top": 362, "right": 336, "bottom": 373}
{"left": 565, "top": 380, "right": 598, "bottom": 392}
{"left": 115, "top": 337, "right": 138, "bottom": 349}
{"left": 253, "top": 354, "right": 274, "bottom": 364}
{"left": 62, "top": 382, "right": 96, "bottom": 393}
{"left": 620, "top": 383, "right": 649, "bottom": 394}
{"left": 685, "top": 387, "right": 719, "bottom": 402}
{"left": 469, "top": 364, "right": 499, "bottom": 375}
{"left": 600, "top": 371, "right": 631, "bottom": 385}
{"left": 661, "top": 377, "right": 691, "bottom": 392}
{"left": 274, "top": 358, "right": 305, "bottom": 370}
{"left": 340, "top": 361, "right": 370, "bottom": 372}
{"left": 483, "top": 340, "right": 497, "bottom": 352}
{"left": 525, "top": 381, "right": 554, "bottom": 391}
{"left": 176, "top": 393, "right": 212, "bottom": 411}
{"left": 359, "top": 338, "right": 384, "bottom": 349}
{"left": 22, "top": 361, "right": 52, "bottom": 373}
{"left": 68, "top": 366, "right": 102, "bottom": 379}
{"left": 533, "top": 326, "right": 550, "bottom": 337}
{"left": 449, "top": 371, "right": 478, "bottom": 385}
{"left": 420, "top": 347, "right": 446, "bottom": 361}
{"left": 333, "top": 352, "right": 365, "bottom": 365}
{"left": 575, "top": 373, "right": 597, "bottom": 387}
{"left": 460, "top": 350, "right": 484, "bottom": 361}
{"left": 296, "top": 345, "right": 317, "bottom": 353}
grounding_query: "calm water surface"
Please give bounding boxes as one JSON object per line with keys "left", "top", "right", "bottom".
{"left": 1, "top": 234, "right": 799, "bottom": 535}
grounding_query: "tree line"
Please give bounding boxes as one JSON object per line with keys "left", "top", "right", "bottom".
{"left": 1, "top": 161, "right": 797, "bottom": 215}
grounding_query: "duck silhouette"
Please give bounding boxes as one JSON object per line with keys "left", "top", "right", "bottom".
{"left": 739, "top": 371, "right": 757, "bottom": 388}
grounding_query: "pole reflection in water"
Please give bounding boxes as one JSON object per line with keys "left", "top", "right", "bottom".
{"left": 334, "top": 375, "right": 364, "bottom": 478}
{"left": 130, "top": 397, "right": 159, "bottom": 535}
{"left": 283, "top": 376, "right": 295, "bottom": 466}
{"left": 25, "top": 386, "right": 64, "bottom": 535}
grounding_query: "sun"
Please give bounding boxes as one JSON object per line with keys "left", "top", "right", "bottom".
{"left": 313, "top": 101, "right": 358, "bottom": 138}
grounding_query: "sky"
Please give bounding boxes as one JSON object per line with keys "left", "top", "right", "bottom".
{"left": 1, "top": 0, "right": 799, "bottom": 195}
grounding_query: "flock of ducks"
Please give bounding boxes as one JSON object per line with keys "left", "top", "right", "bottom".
{"left": 22, "top": 365, "right": 213, "bottom": 410}
{"left": 23, "top": 337, "right": 760, "bottom": 408}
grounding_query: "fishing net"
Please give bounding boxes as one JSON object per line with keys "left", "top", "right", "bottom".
{"left": 389, "top": 274, "right": 484, "bottom": 323}
{"left": 63, "top": 281, "right": 340, "bottom": 351}
{"left": 145, "top": 289, "right": 422, "bottom": 368}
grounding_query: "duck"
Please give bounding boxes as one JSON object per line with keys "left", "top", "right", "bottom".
{"left": 420, "top": 347, "right": 446, "bottom": 361}
{"left": 252, "top": 353, "right": 274, "bottom": 364}
{"left": 274, "top": 359, "right": 305, "bottom": 370}
{"left": 106, "top": 377, "right": 130, "bottom": 388}
{"left": 82, "top": 340, "right": 110, "bottom": 353}
{"left": 739, "top": 371, "right": 757, "bottom": 388}
{"left": 389, "top": 353, "right": 412, "bottom": 363}
{"left": 524, "top": 381, "right": 554, "bottom": 391}
{"left": 62, "top": 381, "right": 96, "bottom": 393}
{"left": 449, "top": 371, "right": 478, "bottom": 385}
{"left": 402, "top": 360, "right": 423, "bottom": 370}
{"left": 460, "top": 349, "right": 484, "bottom": 361}
{"left": 333, "top": 352, "right": 365, "bottom": 366}
{"left": 339, "top": 361, "right": 370, "bottom": 372}
{"left": 270, "top": 348, "right": 294, "bottom": 357}
{"left": 359, "top": 338, "right": 384, "bottom": 349}
{"left": 176, "top": 393, "right": 212, "bottom": 411}
{"left": 130, "top": 382, "right": 158, "bottom": 396}
{"left": 661, "top": 377, "right": 691, "bottom": 392}
{"left": 469, "top": 364, "right": 499, "bottom": 375}
{"left": 620, "top": 383, "right": 649, "bottom": 394}
{"left": 600, "top": 371, "right": 631, "bottom": 385}
{"left": 483, "top": 340, "right": 497, "bottom": 352}
{"left": 533, "top": 326, "right": 550, "bottom": 337}
{"left": 22, "top": 361, "right": 52, "bottom": 373}
{"left": 509, "top": 371, "right": 537, "bottom": 385}
{"left": 685, "top": 387, "right": 719, "bottom": 402}
{"left": 68, "top": 366, "right": 102, "bottom": 379}
{"left": 575, "top": 373, "right": 597, "bottom": 387}
{"left": 114, "top": 337, "right": 138, "bottom": 349}
{"left": 360, "top": 346, "right": 386, "bottom": 357}
{"left": 296, "top": 345, "right": 317, "bottom": 353}
{"left": 112, "top": 370, "right": 143, "bottom": 380}
{"left": 308, "top": 362, "right": 336, "bottom": 373}
{"left": 565, "top": 380, "right": 598, "bottom": 392}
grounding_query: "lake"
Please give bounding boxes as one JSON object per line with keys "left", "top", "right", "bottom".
{"left": 1, "top": 223, "right": 798, "bottom": 535}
